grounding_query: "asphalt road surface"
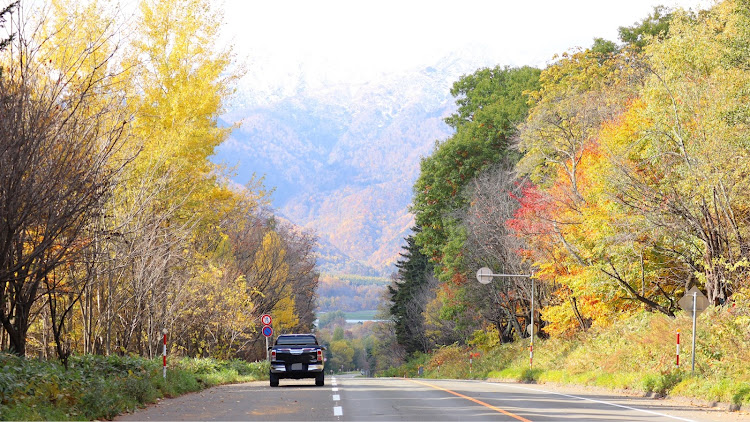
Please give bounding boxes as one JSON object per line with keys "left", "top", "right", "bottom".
{"left": 116, "top": 374, "right": 750, "bottom": 421}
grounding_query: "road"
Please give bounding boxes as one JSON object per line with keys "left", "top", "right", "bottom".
{"left": 116, "top": 374, "right": 749, "bottom": 421}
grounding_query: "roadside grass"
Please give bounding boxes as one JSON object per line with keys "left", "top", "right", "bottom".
{"left": 0, "top": 353, "right": 268, "bottom": 421}
{"left": 388, "top": 305, "right": 750, "bottom": 407}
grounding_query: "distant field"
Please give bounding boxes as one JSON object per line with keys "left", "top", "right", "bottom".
{"left": 323, "top": 273, "right": 391, "bottom": 286}
{"left": 344, "top": 310, "right": 380, "bottom": 320}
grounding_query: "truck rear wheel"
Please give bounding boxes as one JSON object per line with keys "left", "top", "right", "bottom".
{"left": 315, "top": 372, "right": 324, "bottom": 386}
{"left": 270, "top": 373, "right": 279, "bottom": 387}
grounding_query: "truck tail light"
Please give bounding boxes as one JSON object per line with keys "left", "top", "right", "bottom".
{"left": 271, "top": 350, "right": 276, "bottom": 361}
{"left": 317, "top": 349, "right": 323, "bottom": 362}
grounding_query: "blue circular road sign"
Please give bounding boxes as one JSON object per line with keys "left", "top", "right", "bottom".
{"left": 262, "top": 326, "right": 273, "bottom": 337}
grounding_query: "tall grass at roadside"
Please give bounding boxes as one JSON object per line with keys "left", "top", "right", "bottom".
{"left": 0, "top": 353, "right": 268, "bottom": 421}
{"left": 385, "top": 303, "right": 750, "bottom": 406}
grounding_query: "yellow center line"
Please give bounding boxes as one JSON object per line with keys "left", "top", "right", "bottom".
{"left": 408, "top": 379, "right": 532, "bottom": 422}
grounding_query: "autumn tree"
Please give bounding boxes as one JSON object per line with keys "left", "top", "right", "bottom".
{"left": 604, "top": 1, "right": 750, "bottom": 305}
{"left": 510, "top": 44, "right": 674, "bottom": 335}
{"left": 508, "top": 1, "right": 750, "bottom": 340}
{"left": 413, "top": 66, "right": 540, "bottom": 278}
{"left": 0, "top": 1, "right": 129, "bottom": 357}
{"left": 0, "top": 0, "right": 322, "bottom": 363}
{"left": 91, "top": 0, "right": 243, "bottom": 357}
{"left": 277, "top": 223, "right": 319, "bottom": 331}
{"left": 220, "top": 207, "right": 319, "bottom": 360}
{"left": 409, "top": 66, "right": 540, "bottom": 342}
{"left": 460, "top": 161, "right": 543, "bottom": 341}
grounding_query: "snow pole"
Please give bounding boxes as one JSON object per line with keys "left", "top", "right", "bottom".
{"left": 676, "top": 329, "right": 680, "bottom": 368}
{"left": 162, "top": 329, "right": 168, "bottom": 380}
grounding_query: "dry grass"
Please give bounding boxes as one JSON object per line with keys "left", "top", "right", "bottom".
{"left": 392, "top": 297, "right": 750, "bottom": 405}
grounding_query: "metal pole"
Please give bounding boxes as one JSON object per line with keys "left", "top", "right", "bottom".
{"left": 691, "top": 292, "right": 697, "bottom": 373}
{"left": 265, "top": 335, "right": 269, "bottom": 361}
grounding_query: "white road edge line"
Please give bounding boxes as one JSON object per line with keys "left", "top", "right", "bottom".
{"left": 332, "top": 387, "right": 339, "bottom": 391}
{"left": 484, "top": 382, "right": 695, "bottom": 422}
{"left": 334, "top": 406, "right": 343, "bottom": 416}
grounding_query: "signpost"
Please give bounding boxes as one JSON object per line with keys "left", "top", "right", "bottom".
{"left": 476, "top": 267, "right": 536, "bottom": 368}
{"left": 678, "top": 287, "right": 709, "bottom": 372}
{"left": 261, "top": 314, "right": 273, "bottom": 360}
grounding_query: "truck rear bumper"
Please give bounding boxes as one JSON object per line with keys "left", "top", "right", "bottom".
{"left": 271, "top": 363, "right": 324, "bottom": 373}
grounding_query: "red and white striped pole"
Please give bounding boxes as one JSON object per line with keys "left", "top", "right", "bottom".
{"left": 162, "top": 329, "right": 168, "bottom": 379}
{"left": 529, "top": 343, "right": 534, "bottom": 367}
{"left": 676, "top": 329, "right": 681, "bottom": 367}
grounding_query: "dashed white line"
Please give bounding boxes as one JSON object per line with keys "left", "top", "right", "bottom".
{"left": 331, "top": 377, "right": 342, "bottom": 417}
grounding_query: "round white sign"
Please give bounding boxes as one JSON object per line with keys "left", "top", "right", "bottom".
{"left": 476, "top": 267, "right": 493, "bottom": 284}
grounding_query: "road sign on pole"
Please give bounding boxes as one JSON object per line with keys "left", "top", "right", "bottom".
{"left": 476, "top": 267, "right": 493, "bottom": 284}
{"left": 678, "top": 287, "right": 709, "bottom": 315}
{"left": 262, "top": 325, "right": 273, "bottom": 337}
{"left": 261, "top": 314, "right": 273, "bottom": 361}
{"left": 678, "top": 287, "right": 709, "bottom": 373}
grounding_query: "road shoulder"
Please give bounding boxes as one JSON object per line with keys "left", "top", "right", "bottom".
{"left": 485, "top": 377, "right": 750, "bottom": 422}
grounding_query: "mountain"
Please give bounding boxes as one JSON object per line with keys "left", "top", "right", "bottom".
{"left": 214, "top": 52, "right": 493, "bottom": 275}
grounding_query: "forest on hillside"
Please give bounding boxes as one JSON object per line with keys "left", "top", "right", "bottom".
{"left": 387, "top": 0, "right": 750, "bottom": 358}
{"left": 0, "top": 0, "right": 318, "bottom": 364}
{"left": 316, "top": 274, "right": 389, "bottom": 313}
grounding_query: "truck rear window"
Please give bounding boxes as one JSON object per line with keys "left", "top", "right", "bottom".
{"left": 275, "top": 335, "right": 317, "bottom": 345}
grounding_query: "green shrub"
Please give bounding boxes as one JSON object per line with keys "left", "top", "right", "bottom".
{"left": 78, "top": 376, "right": 135, "bottom": 420}
{"left": 0, "top": 353, "right": 266, "bottom": 421}
{"left": 732, "top": 383, "right": 750, "bottom": 406}
{"left": 642, "top": 371, "right": 683, "bottom": 396}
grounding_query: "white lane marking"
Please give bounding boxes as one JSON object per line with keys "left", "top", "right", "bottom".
{"left": 332, "top": 378, "right": 342, "bottom": 417}
{"left": 484, "top": 382, "right": 695, "bottom": 422}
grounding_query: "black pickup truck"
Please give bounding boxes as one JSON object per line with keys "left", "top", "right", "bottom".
{"left": 268, "top": 334, "right": 326, "bottom": 387}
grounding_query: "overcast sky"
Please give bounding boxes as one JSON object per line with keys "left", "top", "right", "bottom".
{"left": 221, "top": 0, "right": 713, "bottom": 92}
